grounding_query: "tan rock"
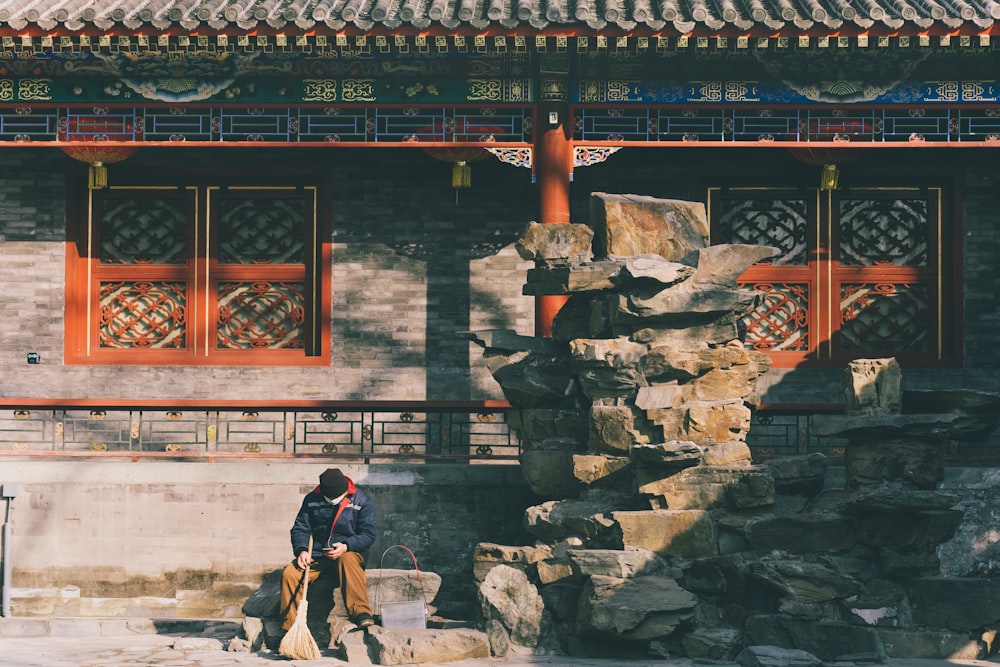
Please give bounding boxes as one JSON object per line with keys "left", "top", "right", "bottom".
{"left": 515, "top": 221, "right": 594, "bottom": 263}
{"left": 845, "top": 357, "right": 902, "bottom": 416}
{"left": 566, "top": 548, "right": 672, "bottom": 578}
{"left": 631, "top": 440, "right": 704, "bottom": 470}
{"left": 571, "top": 453, "right": 632, "bottom": 486}
{"left": 523, "top": 498, "right": 620, "bottom": 543}
{"left": 701, "top": 440, "right": 753, "bottom": 466}
{"left": 637, "top": 465, "right": 772, "bottom": 510}
{"left": 536, "top": 558, "right": 577, "bottom": 585}
{"left": 648, "top": 400, "right": 753, "bottom": 445}
{"left": 366, "top": 627, "right": 491, "bottom": 665}
{"left": 472, "top": 543, "right": 550, "bottom": 583}
{"left": 683, "top": 244, "right": 782, "bottom": 288}
{"left": 634, "top": 383, "right": 685, "bottom": 410}
{"left": 611, "top": 509, "right": 716, "bottom": 558}
{"left": 588, "top": 404, "right": 654, "bottom": 454}
{"left": 590, "top": 192, "right": 709, "bottom": 260}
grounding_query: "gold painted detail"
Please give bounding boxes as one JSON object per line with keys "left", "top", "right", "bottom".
{"left": 285, "top": 425, "right": 295, "bottom": 441}
{"left": 604, "top": 81, "right": 632, "bottom": 101}
{"left": 91, "top": 443, "right": 108, "bottom": 451}
{"left": 12, "top": 442, "right": 29, "bottom": 451}
{"left": 0, "top": 80, "right": 13, "bottom": 101}
{"left": 131, "top": 422, "right": 140, "bottom": 438}
{"left": 18, "top": 79, "right": 52, "bottom": 100}
{"left": 322, "top": 443, "right": 338, "bottom": 453}
{"left": 244, "top": 443, "right": 261, "bottom": 453}
{"left": 468, "top": 80, "right": 503, "bottom": 101}
{"left": 342, "top": 80, "right": 375, "bottom": 102}
{"left": 165, "top": 443, "right": 183, "bottom": 452}
{"left": 13, "top": 410, "right": 29, "bottom": 419}
{"left": 303, "top": 79, "right": 338, "bottom": 102}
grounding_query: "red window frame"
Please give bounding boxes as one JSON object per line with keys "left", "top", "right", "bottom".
{"left": 65, "top": 175, "right": 331, "bottom": 366}
{"left": 708, "top": 182, "right": 960, "bottom": 369}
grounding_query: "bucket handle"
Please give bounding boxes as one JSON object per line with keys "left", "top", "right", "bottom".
{"left": 374, "top": 545, "right": 428, "bottom": 618}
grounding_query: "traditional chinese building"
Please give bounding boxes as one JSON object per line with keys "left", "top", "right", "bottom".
{"left": 1, "top": 0, "right": 999, "bottom": 623}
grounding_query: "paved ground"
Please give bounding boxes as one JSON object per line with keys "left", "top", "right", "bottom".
{"left": 2, "top": 633, "right": 1000, "bottom": 667}
{"left": 1, "top": 620, "right": 1000, "bottom": 667}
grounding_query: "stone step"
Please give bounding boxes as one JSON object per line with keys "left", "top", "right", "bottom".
{"left": 0, "top": 617, "right": 240, "bottom": 639}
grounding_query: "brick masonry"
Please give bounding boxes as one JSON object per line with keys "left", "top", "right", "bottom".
{"left": 0, "top": 147, "right": 534, "bottom": 401}
{"left": 0, "top": 146, "right": 997, "bottom": 417}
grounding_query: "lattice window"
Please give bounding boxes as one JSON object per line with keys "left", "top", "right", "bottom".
{"left": 67, "top": 181, "right": 329, "bottom": 366}
{"left": 709, "top": 185, "right": 954, "bottom": 368}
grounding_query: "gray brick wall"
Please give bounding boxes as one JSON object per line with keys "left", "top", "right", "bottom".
{"left": 1, "top": 146, "right": 997, "bottom": 409}
{"left": 0, "top": 147, "right": 533, "bottom": 401}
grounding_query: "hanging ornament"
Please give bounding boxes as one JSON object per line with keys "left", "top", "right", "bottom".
{"left": 60, "top": 113, "right": 138, "bottom": 189}
{"left": 60, "top": 145, "right": 138, "bottom": 189}
{"left": 788, "top": 118, "right": 870, "bottom": 190}
{"left": 419, "top": 120, "right": 504, "bottom": 203}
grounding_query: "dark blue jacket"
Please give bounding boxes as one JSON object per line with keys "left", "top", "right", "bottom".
{"left": 289, "top": 477, "right": 377, "bottom": 563}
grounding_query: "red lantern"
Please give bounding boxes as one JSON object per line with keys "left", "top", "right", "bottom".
{"left": 417, "top": 119, "right": 505, "bottom": 202}
{"left": 61, "top": 145, "right": 138, "bottom": 189}
{"left": 60, "top": 114, "right": 138, "bottom": 189}
{"left": 788, "top": 118, "right": 870, "bottom": 190}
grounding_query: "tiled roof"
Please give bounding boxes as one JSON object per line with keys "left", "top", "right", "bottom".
{"left": 0, "top": 0, "right": 993, "bottom": 35}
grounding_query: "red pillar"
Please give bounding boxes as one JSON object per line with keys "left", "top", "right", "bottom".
{"left": 534, "top": 100, "right": 572, "bottom": 338}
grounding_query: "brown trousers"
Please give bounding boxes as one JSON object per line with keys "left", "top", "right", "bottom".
{"left": 279, "top": 551, "right": 372, "bottom": 631}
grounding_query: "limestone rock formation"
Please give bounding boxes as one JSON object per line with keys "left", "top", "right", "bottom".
{"left": 466, "top": 193, "right": 1000, "bottom": 662}
{"left": 476, "top": 564, "right": 544, "bottom": 648}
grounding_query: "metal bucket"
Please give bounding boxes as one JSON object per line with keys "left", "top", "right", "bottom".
{"left": 379, "top": 600, "right": 427, "bottom": 629}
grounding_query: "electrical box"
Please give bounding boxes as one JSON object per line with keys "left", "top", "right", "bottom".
{"left": 1, "top": 482, "right": 18, "bottom": 499}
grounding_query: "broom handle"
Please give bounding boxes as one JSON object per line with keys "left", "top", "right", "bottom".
{"left": 301, "top": 535, "right": 313, "bottom": 597}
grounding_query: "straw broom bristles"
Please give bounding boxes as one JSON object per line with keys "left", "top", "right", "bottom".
{"left": 279, "top": 537, "right": 322, "bottom": 661}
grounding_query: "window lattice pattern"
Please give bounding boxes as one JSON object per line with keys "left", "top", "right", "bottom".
{"left": 218, "top": 198, "right": 306, "bottom": 264}
{"left": 838, "top": 198, "right": 929, "bottom": 267}
{"left": 740, "top": 282, "right": 810, "bottom": 351}
{"left": 717, "top": 198, "right": 809, "bottom": 265}
{"left": 217, "top": 281, "right": 305, "bottom": 349}
{"left": 100, "top": 281, "right": 187, "bottom": 348}
{"left": 99, "top": 197, "right": 188, "bottom": 264}
{"left": 840, "top": 282, "right": 930, "bottom": 352}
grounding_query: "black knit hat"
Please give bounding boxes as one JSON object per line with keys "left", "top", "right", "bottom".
{"left": 319, "top": 468, "right": 348, "bottom": 498}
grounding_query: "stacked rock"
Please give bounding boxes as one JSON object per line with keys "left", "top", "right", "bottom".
{"left": 466, "top": 193, "right": 785, "bottom": 658}
{"left": 466, "top": 193, "right": 1000, "bottom": 663}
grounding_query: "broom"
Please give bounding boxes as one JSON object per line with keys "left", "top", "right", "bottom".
{"left": 279, "top": 536, "right": 322, "bottom": 660}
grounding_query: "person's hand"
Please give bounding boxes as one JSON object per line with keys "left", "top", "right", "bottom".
{"left": 323, "top": 542, "right": 347, "bottom": 560}
{"left": 297, "top": 550, "right": 312, "bottom": 569}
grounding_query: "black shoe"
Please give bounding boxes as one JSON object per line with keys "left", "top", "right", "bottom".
{"left": 354, "top": 612, "right": 375, "bottom": 629}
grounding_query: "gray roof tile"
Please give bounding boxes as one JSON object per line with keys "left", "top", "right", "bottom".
{"left": 0, "top": 0, "right": 993, "bottom": 32}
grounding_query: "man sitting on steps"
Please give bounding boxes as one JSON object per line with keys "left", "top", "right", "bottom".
{"left": 280, "top": 468, "right": 377, "bottom": 630}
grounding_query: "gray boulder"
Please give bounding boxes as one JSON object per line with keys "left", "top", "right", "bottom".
{"left": 576, "top": 574, "right": 697, "bottom": 640}
{"left": 477, "top": 564, "right": 544, "bottom": 647}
